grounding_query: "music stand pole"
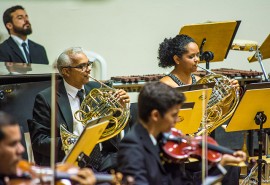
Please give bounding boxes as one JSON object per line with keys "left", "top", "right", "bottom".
{"left": 255, "top": 49, "right": 270, "bottom": 182}
{"left": 255, "top": 111, "right": 267, "bottom": 185}
{"left": 203, "top": 51, "right": 214, "bottom": 71}
{"left": 199, "top": 38, "right": 214, "bottom": 70}
{"left": 248, "top": 34, "right": 270, "bottom": 81}
{"left": 265, "top": 131, "right": 270, "bottom": 185}
{"left": 265, "top": 130, "right": 270, "bottom": 158}
{"left": 255, "top": 50, "right": 269, "bottom": 82}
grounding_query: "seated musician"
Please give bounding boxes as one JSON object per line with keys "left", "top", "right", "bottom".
{"left": 158, "top": 34, "right": 243, "bottom": 185}
{"left": 117, "top": 82, "right": 246, "bottom": 185}
{"left": 29, "top": 47, "right": 130, "bottom": 171}
{"left": 158, "top": 34, "right": 239, "bottom": 89}
{"left": 0, "top": 111, "right": 96, "bottom": 185}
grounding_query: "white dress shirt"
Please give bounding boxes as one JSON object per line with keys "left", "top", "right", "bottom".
{"left": 149, "top": 133, "right": 157, "bottom": 146}
{"left": 63, "top": 80, "right": 85, "bottom": 136}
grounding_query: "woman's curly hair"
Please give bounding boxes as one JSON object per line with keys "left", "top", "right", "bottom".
{"left": 158, "top": 34, "right": 195, "bottom": 68}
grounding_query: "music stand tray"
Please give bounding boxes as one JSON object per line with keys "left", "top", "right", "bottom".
{"left": 225, "top": 82, "right": 270, "bottom": 185}
{"left": 179, "top": 21, "right": 241, "bottom": 63}
{"left": 226, "top": 83, "right": 270, "bottom": 132}
{"left": 175, "top": 83, "right": 214, "bottom": 134}
{"left": 63, "top": 115, "right": 112, "bottom": 167}
{"left": 248, "top": 34, "right": 270, "bottom": 63}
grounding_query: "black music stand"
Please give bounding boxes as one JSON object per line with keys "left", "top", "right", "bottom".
{"left": 179, "top": 21, "right": 241, "bottom": 69}
{"left": 248, "top": 34, "right": 270, "bottom": 82}
{"left": 226, "top": 82, "right": 270, "bottom": 185}
{"left": 63, "top": 115, "right": 112, "bottom": 167}
{"left": 174, "top": 83, "right": 214, "bottom": 134}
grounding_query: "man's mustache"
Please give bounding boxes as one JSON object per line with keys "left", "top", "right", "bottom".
{"left": 23, "top": 22, "right": 31, "bottom": 27}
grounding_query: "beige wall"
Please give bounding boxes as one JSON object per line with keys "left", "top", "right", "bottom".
{"left": 1, "top": 0, "right": 270, "bottom": 79}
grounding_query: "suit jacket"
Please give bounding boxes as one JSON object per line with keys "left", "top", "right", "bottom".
{"left": 117, "top": 123, "right": 188, "bottom": 185}
{"left": 0, "top": 37, "right": 49, "bottom": 64}
{"left": 0, "top": 176, "right": 5, "bottom": 185}
{"left": 29, "top": 79, "right": 121, "bottom": 168}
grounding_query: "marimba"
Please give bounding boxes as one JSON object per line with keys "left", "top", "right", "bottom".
{"left": 110, "top": 68, "right": 263, "bottom": 92}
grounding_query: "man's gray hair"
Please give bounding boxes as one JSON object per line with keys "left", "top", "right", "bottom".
{"left": 56, "top": 47, "right": 85, "bottom": 76}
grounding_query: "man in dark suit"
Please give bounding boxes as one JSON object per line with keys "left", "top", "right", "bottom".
{"left": 0, "top": 5, "right": 49, "bottom": 64}
{"left": 117, "top": 82, "right": 246, "bottom": 185}
{"left": 29, "top": 47, "right": 130, "bottom": 172}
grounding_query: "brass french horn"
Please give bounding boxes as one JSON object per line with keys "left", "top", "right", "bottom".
{"left": 196, "top": 65, "right": 240, "bottom": 135}
{"left": 60, "top": 75, "right": 130, "bottom": 154}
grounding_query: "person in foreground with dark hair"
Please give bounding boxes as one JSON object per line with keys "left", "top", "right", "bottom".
{"left": 0, "top": 111, "right": 96, "bottom": 185}
{"left": 117, "top": 82, "right": 186, "bottom": 185}
{"left": 117, "top": 82, "right": 246, "bottom": 185}
{"left": 0, "top": 5, "right": 49, "bottom": 64}
{"left": 0, "top": 111, "right": 25, "bottom": 185}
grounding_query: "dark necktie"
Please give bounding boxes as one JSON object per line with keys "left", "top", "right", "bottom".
{"left": 76, "top": 89, "right": 84, "bottom": 105}
{"left": 21, "top": 42, "right": 30, "bottom": 63}
{"left": 77, "top": 89, "right": 89, "bottom": 113}
{"left": 76, "top": 89, "right": 102, "bottom": 170}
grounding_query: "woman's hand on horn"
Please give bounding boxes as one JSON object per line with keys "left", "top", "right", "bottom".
{"left": 230, "top": 79, "right": 240, "bottom": 91}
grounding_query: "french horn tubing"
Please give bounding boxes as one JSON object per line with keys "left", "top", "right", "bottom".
{"left": 60, "top": 75, "right": 130, "bottom": 154}
{"left": 195, "top": 65, "right": 240, "bottom": 135}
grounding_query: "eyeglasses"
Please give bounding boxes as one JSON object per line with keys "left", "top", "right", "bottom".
{"left": 62, "top": 61, "right": 93, "bottom": 71}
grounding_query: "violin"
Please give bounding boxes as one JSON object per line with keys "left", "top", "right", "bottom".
{"left": 8, "top": 160, "right": 132, "bottom": 185}
{"left": 159, "top": 128, "right": 235, "bottom": 164}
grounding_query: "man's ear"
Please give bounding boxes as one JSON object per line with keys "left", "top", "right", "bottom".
{"left": 173, "top": 55, "right": 180, "bottom": 65}
{"left": 61, "top": 68, "right": 69, "bottom": 77}
{"left": 6, "top": 23, "right": 13, "bottom": 30}
{"left": 150, "top": 109, "right": 160, "bottom": 122}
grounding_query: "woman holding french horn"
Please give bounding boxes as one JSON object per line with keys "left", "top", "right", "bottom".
{"left": 158, "top": 34, "right": 240, "bottom": 89}
{"left": 158, "top": 34, "right": 245, "bottom": 185}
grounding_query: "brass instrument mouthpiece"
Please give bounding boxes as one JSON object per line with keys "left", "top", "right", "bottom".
{"left": 88, "top": 75, "right": 114, "bottom": 90}
{"left": 196, "top": 65, "right": 215, "bottom": 75}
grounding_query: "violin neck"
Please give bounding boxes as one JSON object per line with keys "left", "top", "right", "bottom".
{"left": 55, "top": 172, "right": 117, "bottom": 183}
{"left": 95, "top": 174, "right": 115, "bottom": 183}
{"left": 199, "top": 141, "right": 235, "bottom": 155}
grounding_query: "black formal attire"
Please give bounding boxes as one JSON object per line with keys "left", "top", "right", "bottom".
{"left": 0, "top": 37, "right": 49, "bottom": 64}
{"left": 117, "top": 123, "right": 190, "bottom": 185}
{"left": 184, "top": 161, "right": 240, "bottom": 185}
{"left": 118, "top": 122, "right": 240, "bottom": 185}
{"left": 29, "top": 79, "right": 121, "bottom": 171}
{"left": 0, "top": 176, "right": 5, "bottom": 185}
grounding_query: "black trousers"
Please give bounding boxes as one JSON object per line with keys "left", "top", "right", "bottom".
{"left": 184, "top": 161, "right": 240, "bottom": 185}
